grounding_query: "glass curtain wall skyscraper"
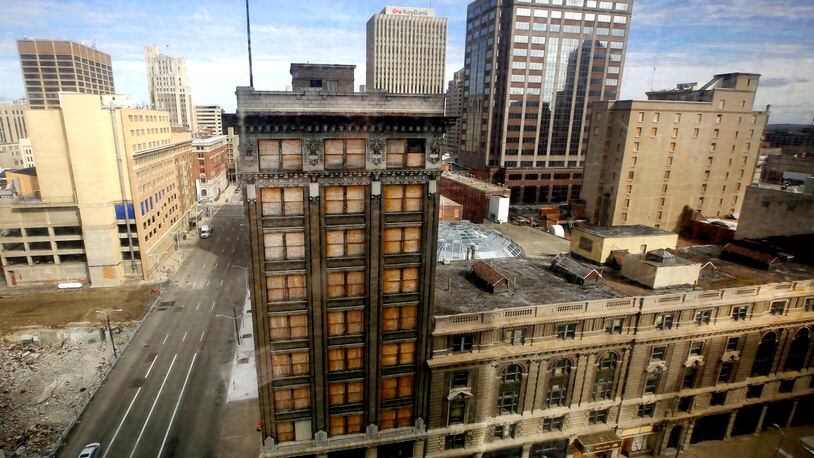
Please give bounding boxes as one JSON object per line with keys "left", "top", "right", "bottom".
{"left": 459, "top": 0, "right": 632, "bottom": 204}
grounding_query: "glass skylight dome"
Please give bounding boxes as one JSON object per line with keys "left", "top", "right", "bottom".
{"left": 437, "top": 221, "right": 526, "bottom": 262}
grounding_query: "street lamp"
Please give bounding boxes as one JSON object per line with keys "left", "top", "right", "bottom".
{"left": 771, "top": 424, "right": 786, "bottom": 458}
{"left": 96, "top": 309, "right": 123, "bottom": 359}
{"left": 216, "top": 310, "right": 246, "bottom": 347}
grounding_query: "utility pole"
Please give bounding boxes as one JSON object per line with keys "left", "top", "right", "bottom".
{"left": 232, "top": 305, "right": 242, "bottom": 345}
{"left": 105, "top": 314, "right": 118, "bottom": 359}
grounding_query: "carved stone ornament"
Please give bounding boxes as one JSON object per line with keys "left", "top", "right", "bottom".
{"left": 245, "top": 142, "right": 256, "bottom": 157}
{"left": 304, "top": 138, "right": 322, "bottom": 165}
{"left": 370, "top": 136, "right": 386, "bottom": 156}
{"left": 414, "top": 417, "right": 426, "bottom": 433}
{"left": 428, "top": 137, "right": 443, "bottom": 163}
{"left": 366, "top": 423, "right": 380, "bottom": 440}
{"left": 721, "top": 350, "right": 741, "bottom": 362}
{"left": 314, "top": 430, "right": 328, "bottom": 445}
{"left": 684, "top": 355, "right": 705, "bottom": 368}
{"left": 262, "top": 437, "right": 276, "bottom": 453}
{"left": 646, "top": 360, "right": 669, "bottom": 373}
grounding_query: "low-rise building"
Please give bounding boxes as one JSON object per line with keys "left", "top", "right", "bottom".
{"left": 570, "top": 225, "right": 679, "bottom": 265}
{"left": 440, "top": 171, "right": 510, "bottom": 224}
{"left": 439, "top": 196, "right": 462, "bottom": 221}
{"left": 192, "top": 135, "right": 228, "bottom": 200}
{"left": 736, "top": 183, "right": 814, "bottom": 240}
{"left": 0, "top": 143, "right": 24, "bottom": 169}
{"left": 4, "top": 167, "right": 39, "bottom": 197}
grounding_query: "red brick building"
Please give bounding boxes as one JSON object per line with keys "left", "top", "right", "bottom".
{"left": 192, "top": 135, "right": 228, "bottom": 200}
{"left": 440, "top": 171, "right": 510, "bottom": 223}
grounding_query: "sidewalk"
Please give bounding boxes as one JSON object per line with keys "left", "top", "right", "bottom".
{"left": 218, "top": 284, "right": 260, "bottom": 457}
{"left": 668, "top": 424, "right": 814, "bottom": 457}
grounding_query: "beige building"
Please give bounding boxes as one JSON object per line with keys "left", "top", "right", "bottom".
{"left": 570, "top": 225, "right": 679, "bottom": 264}
{"left": 0, "top": 143, "right": 24, "bottom": 169}
{"left": 445, "top": 68, "right": 465, "bottom": 159}
{"left": 225, "top": 126, "right": 240, "bottom": 183}
{"left": 145, "top": 46, "right": 195, "bottom": 131}
{"left": 0, "top": 93, "right": 196, "bottom": 287}
{"left": 17, "top": 40, "right": 115, "bottom": 109}
{"left": 366, "top": 6, "right": 447, "bottom": 94}
{"left": 582, "top": 73, "right": 769, "bottom": 231}
{"left": 0, "top": 100, "right": 28, "bottom": 143}
{"left": 194, "top": 104, "right": 222, "bottom": 135}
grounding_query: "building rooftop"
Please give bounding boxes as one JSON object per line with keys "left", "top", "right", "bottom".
{"left": 191, "top": 135, "right": 225, "bottom": 146}
{"left": 235, "top": 87, "right": 445, "bottom": 116}
{"left": 442, "top": 171, "right": 508, "bottom": 194}
{"left": 7, "top": 167, "right": 36, "bottom": 177}
{"left": 484, "top": 223, "right": 569, "bottom": 259}
{"left": 575, "top": 224, "right": 674, "bottom": 238}
{"left": 434, "top": 258, "right": 622, "bottom": 315}
{"left": 437, "top": 221, "right": 525, "bottom": 262}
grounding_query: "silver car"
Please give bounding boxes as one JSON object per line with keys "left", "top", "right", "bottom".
{"left": 78, "top": 443, "right": 101, "bottom": 458}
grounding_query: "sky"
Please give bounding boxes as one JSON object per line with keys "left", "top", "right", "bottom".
{"left": 1, "top": 0, "right": 813, "bottom": 124}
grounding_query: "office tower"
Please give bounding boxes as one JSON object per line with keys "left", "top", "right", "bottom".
{"left": 582, "top": 73, "right": 768, "bottom": 230}
{"left": 145, "top": 45, "right": 195, "bottom": 131}
{"left": 445, "top": 68, "right": 465, "bottom": 159}
{"left": 366, "top": 7, "right": 448, "bottom": 94}
{"left": 0, "top": 93, "right": 197, "bottom": 286}
{"left": 237, "top": 71, "right": 446, "bottom": 456}
{"left": 16, "top": 40, "right": 115, "bottom": 109}
{"left": 195, "top": 105, "right": 223, "bottom": 135}
{"left": 0, "top": 100, "right": 28, "bottom": 143}
{"left": 290, "top": 63, "right": 355, "bottom": 92}
{"left": 459, "top": 0, "right": 632, "bottom": 204}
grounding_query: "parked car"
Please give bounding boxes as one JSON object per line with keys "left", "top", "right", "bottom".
{"left": 78, "top": 443, "right": 101, "bottom": 458}
{"left": 200, "top": 224, "right": 212, "bottom": 239}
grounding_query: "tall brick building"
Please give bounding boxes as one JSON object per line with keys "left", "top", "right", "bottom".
{"left": 237, "top": 84, "right": 447, "bottom": 456}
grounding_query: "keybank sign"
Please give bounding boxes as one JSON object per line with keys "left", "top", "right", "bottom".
{"left": 385, "top": 6, "right": 435, "bottom": 17}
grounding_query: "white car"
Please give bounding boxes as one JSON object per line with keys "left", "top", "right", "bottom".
{"left": 79, "top": 443, "right": 101, "bottom": 458}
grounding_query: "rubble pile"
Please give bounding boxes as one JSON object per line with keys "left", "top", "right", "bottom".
{"left": 0, "top": 336, "right": 122, "bottom": 457}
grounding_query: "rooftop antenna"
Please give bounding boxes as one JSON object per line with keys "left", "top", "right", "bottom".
{"left": 649, "top": 66, "right": 656, "bottom": 91}
{"left": 245, "top": 0, "right": 254, "bottom": 87}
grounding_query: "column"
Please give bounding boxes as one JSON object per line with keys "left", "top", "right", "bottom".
{"left": 786, "top": 399, "right": 799, "bottom": 428}
{"left": 724, "top": 411, "right": 737, "bottom": 439}
{"left": 521, "top": 443, "right": 532, "bottom": 458}
{"left": 754, "top": 405, "right": 769, "bottom": 434}
{"left": 681, "top": 420, "right": 695, "bottom": 451}
{"left": 413, "top": 440, "right": 426, "bottom": 458}
{"left": 366, "top": 447, "right": 377, "bottom": 458}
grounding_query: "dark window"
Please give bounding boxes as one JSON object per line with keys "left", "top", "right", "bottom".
{"left": 695, "top": 309, "right": 712, "bottom": 325}
{"left": 682, "top": 366, "right": 699, "bottom": 389}
{"left": 710, "top": 391, "right": 727, "bottom": 406}
{"left": 655, "top": 313, "right": 674, "bottom": 330}
{"left": 783, "top": 328, "right": 810, "bottom": 372}
{"left": 718, "top": 361, "right": 736, "bottom": 384}
{"left": 556, "top": 323, "right": 577, "bottom": 340}
{"left": 451, "top": 335, "right": 474, "bottom": 353}
{"left": 751, "top": 332, "right": 778, "bottom": 376}
{"left": 770, "top": 300, "right": 786, "bottom": 315}
{"left": 542, "top": 416, "right": 564, "bottom": 431}
{"left": 746, "top": 384, "right": 763, "bottom": 399}
{"left": 445, "top": 433, "right": 466, "bottom": 450}
{"left": 805, "top": 297, "right": 814, "bottom": 312}
{"left": 726, "top": 337, "right": 740, "bottom": 352}
{"left": 309, "top": 79, "right": 322, "bottom": 88}
{"left": 498, "top": 391, "right": 519, "bottom": 415}
{"left": 605, "top": 318, "right": 623, "bottom": 334}
{"left": 498, "top": 365, "right": 523, "bottom": 415}
{"left": 598, "top": 353, "right": 619, "bottom": 370}
{"left": 678, "top": 396, "right": 693, "bottom": 412}
{"left": 689, "top": 341, "right": 704, "bottom": 356}
{"left": 651, "top": 346, "right": 667, "bottom": 361}
{"left": 448, "top": 396, "right": 467, "bottom": 425}
{"left": 731, "top": 306, "right": 748, "bottom": 320}
{"left": 644, "top": 373, "right": 661, "bottom": 395}
{"left": 779, "top": 379, "right": 795, "bottom": 393}
{"left": 451, "top": 371, "right": 470, "bottom": 389}
{"left": 589, "top": 409, "right": 609, "bottom": 424}
{"left": 504, "top": 328, "right": 526, "bottom": 345}
{"left": 638, "top": 403, "right": 656, "bottom": 417}
{"left": 494, "top": 424, "right": 505, "bottom": 439}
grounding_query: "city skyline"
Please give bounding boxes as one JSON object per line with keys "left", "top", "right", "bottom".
{"left": 0, "top": 0, "right": 812, "bottom": 123}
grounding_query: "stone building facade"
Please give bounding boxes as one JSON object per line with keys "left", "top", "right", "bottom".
{"left": 424, "top": 257, "right": 814, "bottom": 458}
{"left": 237, "top": 87, "right": 448, "bottom": 457}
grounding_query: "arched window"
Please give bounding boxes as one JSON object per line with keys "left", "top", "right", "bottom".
{"left": 783, "top": 328, "right": 811, "bottom": 372}
{"left": 548, "top": 359, "right": 572, "bottom": 407}
{"left": 751, "top": 331, "right": 778, "bottom": 376}
{"left": 498, "top": 364, "right": 523, "bottom": 415}
{"left": 594, "top": 353, "right": 619, "bottom": 400}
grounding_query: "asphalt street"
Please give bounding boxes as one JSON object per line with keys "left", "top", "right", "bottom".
{"left": 58, "top": 197, "right": 251, "bottom": 458}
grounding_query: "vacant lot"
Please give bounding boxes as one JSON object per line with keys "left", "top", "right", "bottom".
{"left": 0, "top": 285, "right": 156, "bottom": 334}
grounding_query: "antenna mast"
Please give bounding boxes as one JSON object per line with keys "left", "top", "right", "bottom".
{"left": 246, "top": 0, "right": 254, "bottom": 87}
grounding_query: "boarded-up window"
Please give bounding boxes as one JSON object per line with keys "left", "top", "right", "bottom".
{"left": 324, "top": 139, "right": 366, "bottom": 169}
{"left": 269, "top": 313, "right": 308, "bottom": 340}
{"left": 328, "top": 380, "right": 364, "bottom": 406}
{"left": 380, "top": 374, "right": 414, "bottom": 400}
{"left": 273, "top": 386, "right": 310, "bottom": 411}
{"left": 383, "top": 226, "right": 421, "bottom": 254}
{"left": 382, "top": 304, "right": 418, "bottom": 331}
{"left": 326, "top": 270, "right": 365, "bottom": 298}
{"left": 379, "top": 406, "right": 412, "bottom": 430}
{"left": 381, "top": 341, "right": 416, "bottom": 367}
{"left": 260, "top": 187, "right": 304, "bottom": 216}
{"left": 329, "top": 413, "right": 363, "bottom": 436}
{"left": 327, "top": 309, "right": 364, "bottom": 336}
{"left": 264, "top": 230, "right": 305, "bottom": 260}
{"left": 259, "top": 139, "right": 302, "bottom": 170}
{"left": 324, "top": 186, "right": 365, "bottom": 214}
{"left": 386, "top": 139, "right": 424, "bottom": 168}
{"left": 327, "top": 346, "right": 364, "bottom": 372}
{"left": 267, "top": 273, "right": 306, "bottom": 301}
{"left": 383, "top": 266, "right": 419, "bottom": 294}
{"left": 326, "top": 229, "right": 365, "bottom": 257}
{"left": 276, "top": 422, "right": 295, "bottom": 442}
{"left": 271, "top": 351, "right": 309, "bottom": 378}
{"left": 384, "top": 184, "right": 423, "bottom": 212}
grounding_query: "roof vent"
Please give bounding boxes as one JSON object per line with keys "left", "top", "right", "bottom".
{"left": 470, "top": 260, "right": 512, "bottom": 292}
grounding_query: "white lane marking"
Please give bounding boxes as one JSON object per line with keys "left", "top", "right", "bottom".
{"left": 181, "top": 332, "right": 188, "bottom": 342}
{"left": 200, "top": 331, "right": 205, "bottom": 342}
{"left": 214, "top": 261, "right": 219, "bottom": 268}
{"left": 161, "top": 334, "right": 169, "bottom": 345}
{"left": 103, "top": 386, "right": 142, "bottom": 458}
{"left": 210, "top": 301, "right": 215, "bottom": 311}
{"left": 206, "top": 279, "right": 211, "bottom": 287}
{"left": 219, "top": 279, "right": 223, "bottom": 287}
{"left": 156, "top": 352, "right": 198, "bottom": 458}
{"left": 220, "top": 248, "right": 224, "bottom": 254}
{"left": 144, "top": 354, "right": 158, "bottom": 379}
{"left": 201, "top": 264, "right": 206, "bottom": 272}
{"left": 227, "top": 262, "right": 231, "bottom": 270}
{"left": 196, "top": 301, "right": 201, "bottom": 311}
{"left": 192, "top": 280, "right": 197, "bottom": 288}
{"left": 129, "top": 354, "right": 178, "bottom": 458}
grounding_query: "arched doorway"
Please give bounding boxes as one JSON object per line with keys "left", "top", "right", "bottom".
{"left": 667, "top": 425, "right": 683, "bottom": 449}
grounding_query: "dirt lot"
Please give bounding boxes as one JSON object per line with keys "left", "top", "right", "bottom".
{"left": 0, "top": 285, "right": 157, "bottom": 334}
{"left": 0, "top": 285, "right": 156, "bottom": 457}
